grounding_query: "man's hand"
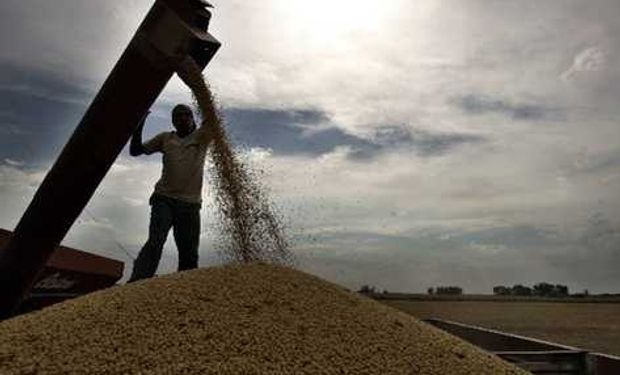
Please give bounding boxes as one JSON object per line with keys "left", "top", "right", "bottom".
{"left": 139, "top": 110, "right": 151, "bottom": 127}
{"left": 130, "top": 110, "right": 150, "bottom": 157}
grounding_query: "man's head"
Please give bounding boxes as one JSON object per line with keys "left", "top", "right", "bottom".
{"left": 171, "top": 104, "right": 196, "bottom": 137}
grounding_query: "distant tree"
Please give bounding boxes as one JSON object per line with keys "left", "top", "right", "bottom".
{"left": 532, "top": 282, "right": 569, "bottom": 297}
{"left": 358, "top": 285, "right": 376, "bottom": 294}
{"left": 572, "top": 289, "right": 590, "bottom": 298}
{"left": 553, "top": 284, "right": 569, "bottom": 297}
{"left": 435, "top": 286, "right": 463, "bottom": 295}
{"left": 512, "top": 284, "right": 533, "bottom": 296}
{"left": 493, "top": 286, "right": 511, "bottom": 296}
{"left": 533, "top": 282, "right": 554, "bottom": 297}
{"left": 427, "top": 287, "right": 435, "bottom": 295}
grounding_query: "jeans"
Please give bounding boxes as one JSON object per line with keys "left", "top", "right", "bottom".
{"left": 128, "top": 193, "right": 201, "bottom": 282}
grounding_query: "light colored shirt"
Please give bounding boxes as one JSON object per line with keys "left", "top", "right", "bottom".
{"left": 143, "top": 125, "right": 211, "bottom": 204}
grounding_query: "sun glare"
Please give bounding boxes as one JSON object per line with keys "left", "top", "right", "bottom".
{"left": 277, "top": 0, "right": 398, "bottom": 45}
{"left": 308, "top": 0, "right": 385, "bottom": 32}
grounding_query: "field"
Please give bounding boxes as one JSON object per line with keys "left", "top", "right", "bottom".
{"left": 380, "top": 299, "right": 620, "bottom": 356}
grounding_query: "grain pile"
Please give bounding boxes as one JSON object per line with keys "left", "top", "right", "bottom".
{"left": 0, "top": 264, "right": 528, "bottom": 374}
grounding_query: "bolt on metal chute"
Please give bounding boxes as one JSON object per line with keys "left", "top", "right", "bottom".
{"left": 0, "top": 0, "right": 221, "bottom": 319}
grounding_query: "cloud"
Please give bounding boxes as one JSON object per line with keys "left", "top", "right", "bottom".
{"left": 0, "top": 0, "right": 564, "bottom": 133}
{"left": 0, "top": 61, "right": 489, "bottom": 164}
{"left": 561, "top": 47, "right": 608, "bottom": 81}
{"left": 0, "top": 63, "right": 188, "bottom": 166}
{"left": 0, "top": 0, "right": 151, "bottom": 83}
{"left": 4, "top": 158, "right": 25, "bottom": 167}
{"left": 0, "top": 63, "right": 91, "bottom": 165}
{"left": 565, "top": 148, "right": 620, "bottom": 176}
{"left": 403, "top": 128, "right": 488, "bottom": 157}
{"left": 300, "top": 220, "right": 620, "bottom": 293}
{"left": 0, "top": 159, "right": 210, "bottom": 280}
{"left": 2, "top": 129, "right": 620, "bottom": 292}
{"left": 222, "top": 109, "right": 487, "bottom": 159}
{"left": 451, "top": 94, "right": 555, "bottom": 121}
{"left": 297, "top": 218, "right": 620, "bottom": 294}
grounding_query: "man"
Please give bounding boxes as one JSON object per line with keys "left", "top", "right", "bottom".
{"left": 128, "top": 104, "right": 213, "bottom": 282}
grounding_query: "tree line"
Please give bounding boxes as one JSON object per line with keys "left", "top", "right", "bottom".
{"left": 493, "top": 282, "right": 569, "bottom": 297}
{"left": 427, "top": 286, "right": 463, "bottom": 295}
{"left": 358, "top": 282, "right": 577, "bottom": 298}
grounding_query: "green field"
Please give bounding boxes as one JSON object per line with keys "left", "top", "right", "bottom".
{"left": 380, "top": 300, "right": 620, "bottom": 356}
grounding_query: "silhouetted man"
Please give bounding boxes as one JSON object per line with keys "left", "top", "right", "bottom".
{"left": 128, "top": 104, "right": 213, "bottom": 282}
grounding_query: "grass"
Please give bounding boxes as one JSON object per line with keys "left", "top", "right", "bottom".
{"left": 380, "top": 300, "right": 620, "bottom": 356}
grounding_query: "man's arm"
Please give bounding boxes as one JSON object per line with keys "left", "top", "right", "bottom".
{"left": 196, "top": 85, "right": 219, "bottom": 148}
{"left": 129, "top": 111, "right": 149, "bottom": 157}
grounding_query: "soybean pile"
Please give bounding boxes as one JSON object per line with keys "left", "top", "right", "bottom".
{"left": 176, "top": 57, "right": 291, "bottom": 265}
{"left": 0, "top": 263, "right": 528, "bottom": 374}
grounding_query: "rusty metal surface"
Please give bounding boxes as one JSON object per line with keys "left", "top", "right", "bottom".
{"left": 0, "top": 228, "right": 123, "bottom": 279}
{"left": 1, "top": 228, "right": 124, "bottom": 315}
{"left": 0, "top": 0, "right": 220, "bottom": 319}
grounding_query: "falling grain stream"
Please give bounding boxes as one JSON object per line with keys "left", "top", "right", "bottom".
{"left": 176, "top": 57, "right": 292, "bottom": 265}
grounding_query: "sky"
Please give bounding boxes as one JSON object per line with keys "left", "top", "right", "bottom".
{"left": 1, "top": 0, "right": 619, "bottom": 294}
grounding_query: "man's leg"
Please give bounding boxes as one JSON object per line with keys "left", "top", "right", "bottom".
{"left": 128, "top": 196, "right": 174, "bottom": 282}
{"left": 173, "top": 202, "right": 200, "bottom": 272}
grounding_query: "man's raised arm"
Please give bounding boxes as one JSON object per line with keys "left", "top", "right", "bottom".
{"left": 195, "top": 83, "right": 220, "bottom": 148}
{"left": 129, "top": 111, "right": 150, "bottom": 157}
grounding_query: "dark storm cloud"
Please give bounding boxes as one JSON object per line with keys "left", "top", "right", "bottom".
{"left": 221, "top": 108, "right": 371, "bottom": 156}
{"left": 0, "top": 62, "right": 489, "bottom": 167}
{"left": 346, "top": 127, "right": 487, "bottom": 160}
{"left": 221, "top": 109, "right": 488, "bottom": 159}
{"left": 0, "top": 63, "right": 90, "bottom": 165}
{"left": 407, "top": 128, "right": 488, "bottom": 157}
{"left": 452, "top": 94, "right": 554, "bottom": 121}
{"left": 0, "top": 64, "right": 180, "bottom": 166}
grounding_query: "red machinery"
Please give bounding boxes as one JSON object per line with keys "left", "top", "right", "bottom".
{"left": 0, "top": 228, "right": 124, "bottom": 314}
